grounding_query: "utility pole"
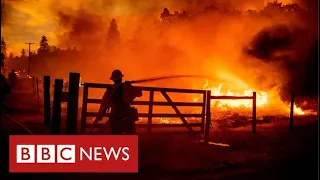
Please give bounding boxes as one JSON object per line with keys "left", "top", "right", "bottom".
{"left": 25, "top": 42, "right": 34, "bottom": 75}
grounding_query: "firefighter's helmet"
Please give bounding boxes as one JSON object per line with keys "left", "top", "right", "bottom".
{"left": 110, "top": 69, "right": 124, "bottom": 80}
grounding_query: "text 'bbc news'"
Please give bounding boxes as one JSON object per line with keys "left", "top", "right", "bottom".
{"left": 10, "top": 135, "right": 138, "bottom": 172}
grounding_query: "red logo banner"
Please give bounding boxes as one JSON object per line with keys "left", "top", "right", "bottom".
{"left": 9, "top": 135, "right": 138, "bottom": 173}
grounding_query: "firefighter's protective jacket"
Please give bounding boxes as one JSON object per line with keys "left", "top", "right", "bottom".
{"left": 95, "top": 82, "right": 142, "bottom": 121}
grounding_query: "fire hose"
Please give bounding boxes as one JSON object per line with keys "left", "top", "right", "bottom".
{"left": 128, "top": 75, "right": 217, "bottom": 84}
{"left": 87, "top": 74, "right": 217, "bottom": 134}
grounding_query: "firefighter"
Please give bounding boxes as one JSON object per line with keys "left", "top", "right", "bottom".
{"left": 8, "top": 70, "right": 18, "bottom": 89}
{"left": 94, "top": 69, "right": 142, "bottom": 135}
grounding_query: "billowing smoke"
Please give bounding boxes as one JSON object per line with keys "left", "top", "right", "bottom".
{"left": 244, "top": 3, "right": 318, "bottom": 99}
{"left": 1, "top": 0, "right": 318, "bottom": 100}
{"left": 49, "top": 0, "right": 318, "bottom": 98}
{"left": 50, "top": 0, "right": 268, "bottom": 50}
{"left": 55, "top": 9, "right": 107, "bottom": 49}
{"left": 1, "top": 0, "right": 14, "bottom": 26}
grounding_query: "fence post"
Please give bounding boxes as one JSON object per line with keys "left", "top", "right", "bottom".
{"left": 51, "top": 79, "right": 63, "bottom": 135}
{"left": 81, "top": 85, "right": 89, "bottom": 134}
{"left": 64, "top": 81, "right": 69, "bottom": 92}
{"left": 147, "top": 90, "right": 154, "bottom": 133}
{"left": 252, "top": 92, "right": 256, "bottom": 134}
{"left": 66, "top": 73, "right": 80, "bottom": 135}
{"left": 36, "top": 77, "right": 40, "bottom": 112}
{"left": 290, "top": 92, "right": 294, "bottom": 130}
{"left": 204, "top": 90, "right": 211, "bottom": 143}
{"left": 201, "top": 91, "right": 207, "bottom": 134}
{"left": 43, "top": 76, "right": 51, "bottom": 126}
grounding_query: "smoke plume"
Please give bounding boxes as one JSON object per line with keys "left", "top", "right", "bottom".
{"left": 244, "top": 3, "right": 318, "bottom": 98}
{"left": 50, "top": 0, "right": 318, "bottom": 98}
{"left": 1, "top": 0, "right": 318, "bottom": 99}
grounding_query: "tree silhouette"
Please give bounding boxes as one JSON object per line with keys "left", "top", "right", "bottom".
{"left": 38, "top": 35, "right": 50, "bottom": 54}
{"left": 265, "top": 1, "right": 283, "bottom": 9}
{"left": 1, "top": 38, "right": 7, "bottom": 74}
{"left": 160, "top": 8, "right": 189, "bottom": 24}
{"left": 179, "top": 10, "right": 189, "bottom": 20}
{"left": 50, "top": 45, "right": 57, "bottom": 52}
{"left": 1, "top": 37, "right": 7, "bottom": 58}
{"left": 106, "top": 19, "right": 121, "bottom": 46}
{"left": 9, "top": 52, "right": 13, "bottom": 59}
{"left": 21, "top": 49, "right": 26, "bottom": 57}
{"left": 161, "top": 8, "right": 174, "bottom": 23}
{"left": 0, "top": 53, "right": 4, "bottom": 70}
{"left": 283, "top": 3, "right": 303, "bottom": 13}
{"left": 260, "top": 1, "right": 285, "bottom": 16}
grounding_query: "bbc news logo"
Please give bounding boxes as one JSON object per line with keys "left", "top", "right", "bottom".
{"left": 16, "top": 145, "right": 129, "bottom": 163}
{"left": 10, "top": 135, "right": 138, "bottom": 172}
{"left": 16, "top": 144, "right": 76, "bottom": 163}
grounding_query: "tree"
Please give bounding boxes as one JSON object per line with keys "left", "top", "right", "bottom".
{"left": 283, "top": 3, "right": 302, "bottom": 13}
{"left": 0, "top": 53, "right": 4, "bottom": 69}
{"left": 9, "top": 52, "right": 13, "bottom": 59}
{"left": 106, "top": 19, "right": 121, "bottom": 46}
{"left": 50, "top": 45, "right": 57, "bottom": 52}
{"left": 160, "top": 8, "right": 188, "bottom": 24}
{"left": 260, "top": 1, "right": 285, "bottom": 16}
{"left": 179, "top": 10, "right": 189, "bottom": 20}
{"left": 1, "top": 37, "right": 7, "bottom": 58}
{"left": 245, "top": 9, "right": 258, "bottom": 16}
{"left": 265, "top": 1, "right": 283, "bottom": 9}
{"left": 21, "top": 49, "right": 26, "bottom": 57}
{"left": 161, "top": 8, "right": 174, "bottom": 23}
{"left": 38, "top": 35, "right": 50, "bottom": 54}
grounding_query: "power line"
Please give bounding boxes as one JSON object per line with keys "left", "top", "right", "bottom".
{"left": 25, "top": 42, "right": 34, "bottom": 75}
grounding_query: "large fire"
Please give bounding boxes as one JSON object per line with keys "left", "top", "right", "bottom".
{"left": 3, "top": 0, "right": 316, "bottom": 128}
{"left": 142, "top": 78, "right": 307, "bottom": 125}
{"left": 193, "top": 80, "right": 305, "bottom": 115}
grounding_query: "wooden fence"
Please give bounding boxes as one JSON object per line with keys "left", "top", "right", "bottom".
{"left": 81, "top": 82, "right": 207, "bottom": 135}
{"left": 43, "top": 73, "right": 80, "bottom": 135}
{"left": 42, "top": 72, "right": 297, "bottom": 143}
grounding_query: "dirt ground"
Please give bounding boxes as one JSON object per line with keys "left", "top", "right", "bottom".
{"left": 0, "top": 93, "right": 318, "bottom": 180}
{"left": 1, "top": 112, "right": 318, "bottom": 180}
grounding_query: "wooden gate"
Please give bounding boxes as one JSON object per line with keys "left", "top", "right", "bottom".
{"left": 204, "top": 91, "right": 257, "bottom": 142}
{"left": 81, "top": 83, "right": 207, "bottom": 134}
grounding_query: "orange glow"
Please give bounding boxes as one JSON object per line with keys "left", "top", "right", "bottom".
{"left": 1, "top": 0, "right": 307, "bottom": 55}
{"left": 2, "top": 0, "right": 315, "bottom": 126}
{"left": 292, "top": 104, "right": 305, "bottom": 115}
{"left": 193, "top": 79, "right": 305, "bottom": 116}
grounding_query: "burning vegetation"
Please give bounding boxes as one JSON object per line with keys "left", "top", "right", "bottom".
{"left": 1, "top": 0, "right": 318, "bottom": 120}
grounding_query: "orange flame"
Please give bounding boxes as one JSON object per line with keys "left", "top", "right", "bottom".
{"left": 193, "top": 80, "right": 305, "bottom": 115}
